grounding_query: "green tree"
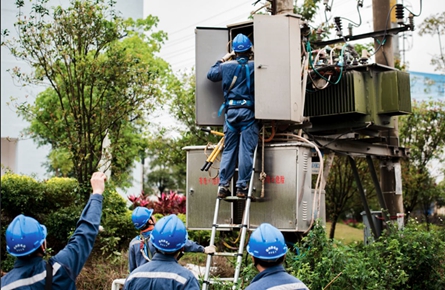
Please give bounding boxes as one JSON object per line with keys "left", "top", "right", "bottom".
{"left": 399, "top": 99, "right": 445, "bottom": 225}
{"left": 1, "top": 0, "right": 170, "bottom": 197}
{"left": 145, "top": 162, "right": 177, "bottom": 194}
{"left": 145, "top": 70, "right": 220, "bottom": 191}
{"left": 325, "top": 154, "right": 377, "bottom": 239}
{"left": 418, "top": 11, "right": 445, "bottom": 72}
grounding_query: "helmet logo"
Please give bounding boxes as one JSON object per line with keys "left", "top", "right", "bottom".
{"left": 265, "top": 245, "right": 279, "bottom": 255}
{"left": 158, "top": 239, "right": 170, "bottom": 248}
{"left": 14, "top": 244, "right": 27, "bottom": 253}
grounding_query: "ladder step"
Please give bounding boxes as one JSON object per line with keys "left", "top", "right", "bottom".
{"left": 206, "top": 277, "right": 236, "bottom": 284}
{"left": 214, "top": 224, "right": 243, "bottom": 229}
{"left": 220, "top": 196, "right": 247, "bottom": 202}
{"left": 213, "top": 252, "right": 239, "bottom": 257}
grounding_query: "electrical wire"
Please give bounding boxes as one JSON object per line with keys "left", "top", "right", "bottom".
{"left": 272, "top": 133, "right": 325, "bottom": 234}
{"left": 404, "top": 0, "right": 423, "bottom": 17}
{"left": 337, "top": 1, "right": 363, "bottom": 28}
{"left": 368, "top": 3, "right": 398, "bottom": 61}
{"left": 307, "top": 42, "right": 346, "bottom": 86}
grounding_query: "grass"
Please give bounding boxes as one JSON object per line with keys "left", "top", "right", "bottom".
{"left": 325, "top": 222, "right": 364, "bottom": 244}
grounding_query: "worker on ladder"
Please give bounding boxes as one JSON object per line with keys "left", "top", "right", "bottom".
{"left": 245, "top": 223, "right": 309, "bottom": 290}
{"left": 207, "top": 33, "right": 259, "bottom": 199}
{"left": 128, "top": 206, "right": 215, "bottom": 272}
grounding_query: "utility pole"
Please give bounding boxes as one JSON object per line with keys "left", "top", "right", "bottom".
{"left": 271, "top": 0, "right": 293, "bottom": 15}
{"left": 372, "top": 0, "right": 404, "bottom": 226}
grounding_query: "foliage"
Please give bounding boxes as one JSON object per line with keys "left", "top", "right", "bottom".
{"left": 95, "top": 189, "right": 136, "bottom": 260}
{"left": 1, "top": 0, "right": 171, "bottom": 196}
{"left": 47, "top": 148, "right": 74, "bottom": 177}
{"left": 418, "top": 12, "right": 445, "bottom": 72}
{"left": 325, "top": 154, "right": 378, "bottom": 239}
{"left": 0, "top": 173, "right": 135, "bottom": 272}
{"left": 1, "top": 173, "right": 45, "bottom": 219}
{"left": 295, "top": 0, "right": 322, "bottom": 22}
{"left": 399, "top": 99, "right": 445, "bottom": 222}
{"left": 291, "top": 220, "right": 445, "bottom": 290}
{"left": 145, "top": 164, "right": 178, "bottom": 194}
{"left": 128, "top": 190, "right": 186, "bottom": 215}
{"left": 145, "top": 70, "right": 220, "bottom": 193}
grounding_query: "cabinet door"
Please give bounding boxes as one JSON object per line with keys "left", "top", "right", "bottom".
{"left": 254, "top": 14, "right": 303, "bottom": 123}
{"left": 185, "top": 147, "right": 231, "bottom": 230}
{"left": 195, "top": 27, "right": 228, "bottom": 126}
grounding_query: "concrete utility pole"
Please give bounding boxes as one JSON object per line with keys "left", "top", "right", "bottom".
{"left": 271, "top": 0, "right": 293, "bottom": 15}
{"left": 372, "top": 0, "right": 404, "bottom": 225}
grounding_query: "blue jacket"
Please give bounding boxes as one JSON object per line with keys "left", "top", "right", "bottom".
{"left": 1, "top": 194, "right": 103, "bottom": 290}
{"left": 123, "top": 252, "right": 200, "bottom": 290}
{"left": 207, "top": 58, "right": 255, "bottom": 118}
{"left": 245, "top": 264, "right": 309, "bottom": 290}
{"left": 128, "top": 232, "right": 204, "bottom": 272}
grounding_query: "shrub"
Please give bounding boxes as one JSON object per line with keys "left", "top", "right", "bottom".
{"left": 292, "top": 220, "right": 445, "bottom": 289}
{"left": 1, "top": 173, "right": 45, "bottom": 219}
{"left": 44, "top": 177, "right": 82, "bottom": 209}
{"left": 0, "top": 173, "right": 136, "bottom": 272}
{"left": 95, "top": 189, "right": 137, "bottom": 259}
{"left": 128, "top": 190, "right": 186, "bottom": 215}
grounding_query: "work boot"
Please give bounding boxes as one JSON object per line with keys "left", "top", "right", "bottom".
{"left": 236, "top": 186, "right": 248, "bottom": 198}
{"left": 218, "top": 186, "right": 231, "bottom": 198}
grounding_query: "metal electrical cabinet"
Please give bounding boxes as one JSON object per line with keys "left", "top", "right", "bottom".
{"left": 184, "top": 143, "right": 322, "bottom": 232}
{"left": 195, "top": 13, "right": 304, "bottom": 127}
{"left": 184, "top": 145, "right": 231, "bottom": 230}
{"left": 249, "top": 143, "right": 317, "bottom": 232}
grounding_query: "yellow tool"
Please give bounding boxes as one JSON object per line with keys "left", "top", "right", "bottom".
{"left": 200, "top": 128, "right": 225, "bottom": 171}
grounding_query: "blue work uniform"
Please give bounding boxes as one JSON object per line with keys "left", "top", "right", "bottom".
{"left": 123, "top": 252, "right": 200, "bottom": 290}
{"left": 207, "top": 57, "right": 260, "bottom": 189}
{"left": 128, "top": 231, "right": 204, "bottom": 272}
{"left": 1, "top": 194, "right": 103, "bottom": 290}
{"left": 245, "top": 264, "right": 309, "bottom": 290}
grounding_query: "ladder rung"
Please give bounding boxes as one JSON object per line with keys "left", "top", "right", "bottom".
{"left": 220, "top": 196, "right": 246, "bottom": 202}
{"left": 213, "top": 252, "right": 238, "bottom": 257}
{"left": 206, "top": 277, "right": 235, "bottom": 283}
{"left": 214, "top": 224, "right": 243, "bottom": 229}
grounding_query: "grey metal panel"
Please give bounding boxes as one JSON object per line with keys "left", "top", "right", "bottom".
{"left": 254, "top": 14, "right": 303, "bottom": 123}
{"left": 250, "top": 143, "right": 312, "bottom": 232}
{"left": 195, "top": 28, "right": 228, "bottom": 126}
{"left": 185, "top": 143, "right": 318, "bottom": 232}
{"left": 185, "top": 146, "right": 231, "bottom": 230}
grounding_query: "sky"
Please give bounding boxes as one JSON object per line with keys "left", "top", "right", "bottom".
{"left": 143, "top": 0, "right": 443, "bottom": 74}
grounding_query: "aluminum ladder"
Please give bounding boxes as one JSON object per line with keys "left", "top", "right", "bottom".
{"left": 202, "top": 145, "right": 258, "bottom": 290}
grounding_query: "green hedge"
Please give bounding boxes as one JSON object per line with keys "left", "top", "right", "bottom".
{"left": 291, "top": 221, "right": 445, "bottom": 290}
{"left": 1, "top": 173, "right": 136, "bottom": 272}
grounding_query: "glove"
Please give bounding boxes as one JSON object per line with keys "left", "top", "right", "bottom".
{"left": 204, "top": 245, "right": 216, "bottom": 254}
{"left": 220, "top": 51, "right": 235, "bottom": 62}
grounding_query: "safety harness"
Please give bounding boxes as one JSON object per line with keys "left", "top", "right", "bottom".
{"left": 139, "top": 234, "right": 153, "bottom": 262}
{"left": 218, "top": 57, "right": 255, "bottom": 132}
{"left": 138, "top": 223, "right": 155, "bottom": 262}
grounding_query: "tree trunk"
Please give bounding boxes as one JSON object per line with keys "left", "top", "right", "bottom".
{"left": 329, "top": 214, "right": 339, "bottom": 240}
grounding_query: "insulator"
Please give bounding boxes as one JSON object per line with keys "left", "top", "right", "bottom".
{"left": 395, "top": 4, "right": 404, "bottom": 24}
{"left": 334, "top": 17, "right": 343, "bottom": 36}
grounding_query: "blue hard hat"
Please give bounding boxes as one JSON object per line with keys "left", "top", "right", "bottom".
{"left": 232, "top": 33, "right": 252, "bottom": 52}
{"left": 6, "top": 214, "right": 47, "bottom": 257}
{"left": 150, "top": 214, "right": 187, "bottom": 253}
{"left": 247, "top": 223, "right": 288, "bottom": 260}
{"left": 132, "top": 207, "right": 154, "bottom": 230}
